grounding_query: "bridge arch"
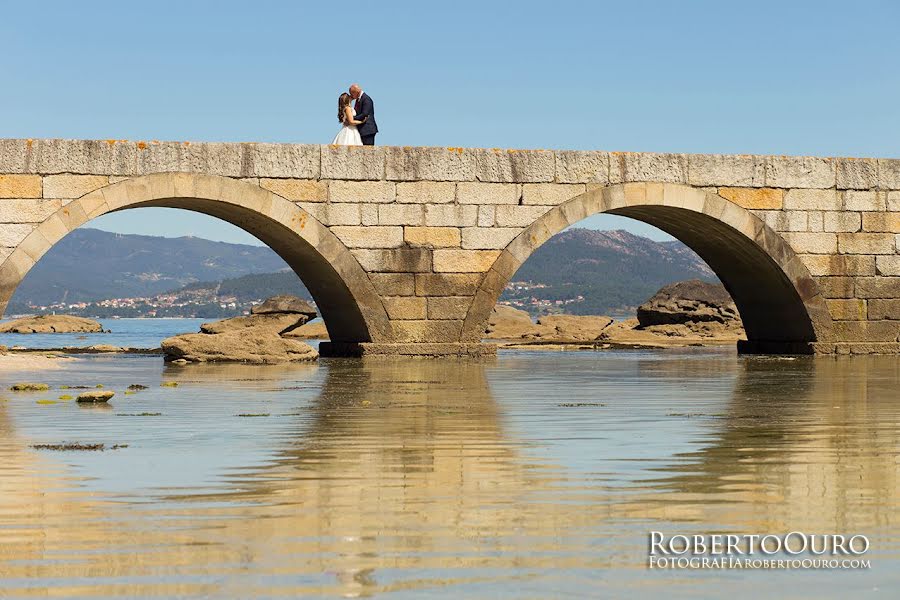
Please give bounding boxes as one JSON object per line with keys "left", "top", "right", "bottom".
{"left": 0, "top": 172, "right": 392, "bottom": 343}
{"left": 463, "top": 182, "right": 834, "bottom": 353}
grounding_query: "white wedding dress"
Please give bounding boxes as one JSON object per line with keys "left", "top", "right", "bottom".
{"left": 332, "top": 107, "right": 363, "bottom": 146}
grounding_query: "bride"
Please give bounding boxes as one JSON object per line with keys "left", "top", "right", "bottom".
{"left": 331, "top": 92, "right": 367, "bottom": 145}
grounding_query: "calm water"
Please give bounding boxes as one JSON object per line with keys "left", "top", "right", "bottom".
{"left": 0, "top": 325, "right": 899, "bottom": 597}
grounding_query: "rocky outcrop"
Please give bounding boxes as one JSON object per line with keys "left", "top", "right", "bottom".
{"left": 526, "top": 315, "right": 614, "bottom": 342}
{"left": 0, "top": 315, "right": 105, "bottom": 334}
{"left": 637, "top": 279, "right": 740, "bottom": 328}
{"left": 161, "top": 295, "right": 319, "bottom": 363}
{"left": 76, "top": 390, "right": 114, "bottom": 403}
{"left": 484, "top": 305, "right": 539, "bottom": 339}
{"left": 282, "top": 320, "right": 329, "bottom": 339}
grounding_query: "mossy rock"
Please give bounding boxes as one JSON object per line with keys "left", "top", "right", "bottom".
{"left": 10, "top": 383, "right": 50, "bottom": 392}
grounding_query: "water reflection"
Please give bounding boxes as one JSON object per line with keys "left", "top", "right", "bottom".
{"left": 0, "top": 353, "right": 898, "bottom": 597}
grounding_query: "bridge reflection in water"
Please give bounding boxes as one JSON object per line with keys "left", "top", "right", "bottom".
{"left": 1, "top": 353, "right": 899, "bottom": 597}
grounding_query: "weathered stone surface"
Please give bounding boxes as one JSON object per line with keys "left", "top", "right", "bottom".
{"left": 876, "top": 256, "right": 900, "bottom": 276}
{"left": 415, "top": 273, "right": 482, "bottom": 296}
{"left": 521, "top": 183, "right": 585, "bottom": 206}
{"left": 369, "top": 272, "right": 416, "bottom": 295}
{"left": 483, "top": 305, "right": 539, "bottom": 339}
{"left": 555, "top": 151, "right": 609, "bottom": 184}
{"left": 395, "top": 181, "right": 455, "bottom": 204}
{"left": 494, "top": 205, "right": 552, "bottom": 227}
{"left": 282, "top": 320, "right": 329, "bottom": 339}
{"left": 76, "top": 390, "right": 115, "bottom": 403}
{"left": 800, "top": 254, "right": 875, "bottom": 276}
{"left": 818, "top": 277, "right": 856, "bottom": 298}
{"left": 477, "top": 206, "right": 494, "bottom": 226}
{"left": 259, "top": 178, "right": 327, "bottom": 201}
{"left": 328, "top": 180, "right": 395, "bottom": 203}
{"left": 827, "top": 298, "right": 867, "bottom": 321}
{"left": 837, "top": 232, "right": 895, "bottom": 254}
{"left": 432, "top": 249, "right": 501, "bottom": 272}
{"left": 426, "top": 296, "right": 471, "bottom": 320}
{"left": 352, "top": 248, "right": 432, "bottom": 272}
{"left": 249, "top": 143, "right": 319, "bottom": 179}
{"left": 383, "top": 296, "right": 427, "bottom": 320}
{"left": 823, "top": 211, "right": 862, "bottom": 233}
{"left": 321, "top": 145, "right": 384, "bottom": 180}
{"left": 718, "top": 187, "right": 783, "bottom": 210}
{"left": 0, "top": 314, "right": 104, "bottom": 333}
{"left": 835, "top": 158, "right": 878, "bottom": 190}
{"left": 688, "top": 154, "right": 763, "bottom": 187}
{"left": 404, "top": 226, "right": 461, "bottom": 248}
{"left": 783, "top": 189, "right": 841, "bottom": 210}
{"left": 862, "top": 212, "right": 900, "bottom": 232}
{"left": 457, "top": 182, "right": 520, "bottom": 205}
{"left": 525, "top": 314, "right": 614, "bottom": 342}
{"left": 200, "top": 313, "right": 306, "bottom": 335}
{"left": 783, "top": 232, "right": 838, "bottom": 254}
{"left": 162, "top": 330, "right": 318, "bottom": 363}
{"left": 475, "top": 149, "right": 554, "bottom": 182}
{"left": 618, "top": 152, "right": 688, "bottom": 184}
{"left": 378, "top": 204, "right": 424, "bottom": 226}
{"left": 868, "top": 299, "right": 900, "bottom": 320}
{"left": 42, "top": 174, "right": 108, "bottom": 199}
{"left": 301, "top": 202, "right": 361, "bottom": 225}
{"left": 877, "top": 159, "right": 900, "bottom": 190}
{"left": 764, "top": 156, "right": 835, "bottom": 189}
{"left": 0, "top": 175, "right": 41, "bottom": 198}
{"left": 636, "top": 280, "right": 741, "bottom": 327}
{"left": 391, "top": 319, "right": 463, "bottom": 343}
{"left": 250, "top": 295, "right": 317, "bottom": 317}
{"left": 460, "top": 227, "right": 520, "bottom": 250}
{"left": 844, "top": 191, "right": 885, "bottom": 211}
{"left": 0, "top": 199, "right": 63, "bottom": 223}
{"left": 854, "top": 277, "right": 900, "bottom": 299}
{"left": 385, "top": 146, "right": 475, "bottom": 181}
{"left": 424, "top": 204, "right": 477, "bottom": 227}
{"left": 332, "top": 225, "right": 403, "bottom": 248}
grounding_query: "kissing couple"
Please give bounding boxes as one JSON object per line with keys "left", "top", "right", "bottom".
{"left": 332, "top": 83, "right": 378, "bottom": 146}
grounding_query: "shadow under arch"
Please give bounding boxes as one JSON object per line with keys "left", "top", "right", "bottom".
{"left": 463, "top": 183, "right": 834, "bottom": 353}
{"left": 0, "top": 173, "right": 391, "bottom": 343}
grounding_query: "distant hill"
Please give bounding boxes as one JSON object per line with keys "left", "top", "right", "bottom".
{"left": 8, "top": 227, "right": 716, "bottom": 318}
{"left": 500, "top": 228, "right": 715, "bottom": 316}
{"left": 10, "top": 228, "right": 291, "bottom": 307}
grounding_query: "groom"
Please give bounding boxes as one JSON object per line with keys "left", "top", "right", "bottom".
{"left": 349, "top": 83, "right": 378, "bottom": 145}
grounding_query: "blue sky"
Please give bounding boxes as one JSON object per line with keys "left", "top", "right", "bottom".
{"left": 3, "top": 0, "right": 898, "bottom": 244}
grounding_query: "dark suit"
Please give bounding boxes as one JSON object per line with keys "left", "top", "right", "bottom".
{"left": 353, "top": 92, "right": 378, "bottom": 145}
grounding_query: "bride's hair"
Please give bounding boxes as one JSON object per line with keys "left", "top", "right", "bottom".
{"left": 338, "top": 93, "right": 352, "bottom": 123}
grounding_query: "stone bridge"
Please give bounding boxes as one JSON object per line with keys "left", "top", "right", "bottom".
{"left": 0, "top": 139, "right": 898, "bottom": 355}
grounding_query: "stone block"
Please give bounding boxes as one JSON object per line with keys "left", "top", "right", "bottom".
{"left": 427, "top": 296, "right": 472, "bottom": 320}
{"left": 328, "top": 180, "right": 395, "bottom": 203}
{"left": 41, "top": 174, "right": 108, "bottom": 199}
{"left": 249, "top": 143, "right": 319, "bottom": 179}
{"left": 782, "top": 232, "right": 837, "bottom": 254}
{"left": 768, "top": 211, "right": 808, "bottom": 232}
{"left": 385, "top": 146, "right": 475, "bottom": 181}
{"left": 823, "top": 211, "right": 861, "bottom": 233}
{"left": 369, "top": 273, "right": 415, "bottom": 296}
{"left": 424, "top": 204, "right": 477, "bottom": 227}
{"left": 477, "top": 206, "right": 495, "bottom": 227}
{"left": 16, "top": 229, "right": 52, "bottom": 263}
{"left": 321, "top": 145, "right": 384, "bottom": 180}
{"left": 395, "top": 181, "right": 455, "bottom": 203}
{"left": 331, "top": 226, "right": 403, "bottom": 248}
{"left": 404, "top": 226, "right": 461, "bottom": 248}
{"left": 0, "top": 175, "right": 41, "bottom": 198}
{"left": 0, "top": 223, "right": 36, "bottom": 247}
{"left": 433, "top": 249, "right": 501, "bottom": 272}
{"left": 521, "top": 183, "right": 585, "bottom": 206}
{"left": 619, "top": 152, "right": 688, "bottom": 183}
{"left": 378, "top": 204, "right": 424, "bottom": 226}
{"left": 783, "top": 189, "right": 840, "bottom": 210}
{"left": 460, "top": 227, "right": 521, "bottom": 250}
{"left": 837, "top": 232, "right": 895, "bottom": 254}
{"left": 889, "top": 192, "right": 900, "bottom": 211}
{"left": 555, "top": 150, "right": 609, "bottom": 184}
{"left": 457, "top": 182, "right": 520, "bottom": 204}
{"left": 494, "top": 204, "right": 553, "bottom": 227}
{"left": 854, "top": 277, "right": 900, "bottom": 298}
{"left": 861, "top": 212, "right": 900, "bottom": 233}
{"left": 831, "top": 320, "right": 900, "bottom": 342}
{"left": 868, "top": 299, "right": 900, "bottom": 320}
{"left": 475, "top": 149, "right": 554, "bottom": 182}
{"left": 827, "top": 298, "right": 867, "bottom": 321}
{"left": 361, "top": 204, "right": 378, "bottom": 225}
{"left": 312, "top": 203, "right": 361, "bottom": 225}
{"left": 817, "top": 277, "right": 855, "bottom": 298}
{"left": 717, "top": 187, "right": 783, "bottom": 209}
{"left": 352, "top": 248, "right": 432, "bottom": 273}
{"left": 415, "top": 273, "right": 482, "bottom": 296}
{"left": 688, "top": 154, "right": 763, "bottom": 187}
{"left": 835, "top": 157, "right": 878, "bottom": 189}
{"left": 383, "top": 296, "right": 427, "bottom": 320}
{"left": 0, "top": 139, "right": 28, "bottom": 173}
{"left": 878, "top": 159, "right": 900, "bottom": 190}
{"left": 0, "top": 199, "right": 62, "bottom": 223}
{"left": 25, "top": 139, "right": 139, "bottom": 176}
{"left": 259, "top": 178, "right": 327, "bottom": 201}
{"left": 391, "top": 319, "right": 464, "bottom": 343}
{"left": 807, "top": 211, "right": 823, "bottom": 232}
{"left": 764, "top": 155, "right": 835, "bottom": 189}
{"left": 876, "top": 255, "right": 900, "bottom": 276}
{"left": 844, "top": 191, "right": 885, "bottom": 211}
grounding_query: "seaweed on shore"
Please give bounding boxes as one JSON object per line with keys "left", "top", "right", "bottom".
{"left": 32, "top": 443, "right": 129, "bottom": 451}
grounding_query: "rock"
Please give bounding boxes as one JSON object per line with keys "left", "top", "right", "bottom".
{"left": 161, "top": 329, "right": 318, "bottom": 364}
{"left": 282, "top": 320, "right": 329, "bottom": 339}
{"left": 86, "top": 344, "right": 124, "bottom": 353}
{"left": 0, "top": 345, "right": 6, "bottom": 354}
{"left": 127, "top": 384, "right": 148, "bottom": 390}
{"left": 525, "top": 314, "right": 614, "bottom": 342}
{"left": 250, "top": 295, "right": 317, "bottom": 318}
{"left": 76, "top": 390, "right": 114, "bottom": 403}
{"left": 0, "top": 315, "right": 105, "bottom": 334}
{"left": 637, "top": 279, "right": 741, "bottom": 328}
{"left": 10, "top": 383, "right": 50, "bottom": 391}
{"left": 484, "top": 305, "right": 539, "bottom": 339}
{"left": 200, "top": 313, "right": 305, "bottom": 335}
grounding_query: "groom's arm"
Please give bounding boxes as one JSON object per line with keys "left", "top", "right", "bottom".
{"left": 356, "top": 96, "right": 373, "bottom": 120}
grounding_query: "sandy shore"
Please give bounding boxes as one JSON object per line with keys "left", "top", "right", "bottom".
{"left": 0, "top": 352, "right": 74, "bottom": 372}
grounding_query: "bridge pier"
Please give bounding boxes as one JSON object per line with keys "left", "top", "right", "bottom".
{"left": 318, "top": 342, "right": 497, "bottom": 358}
